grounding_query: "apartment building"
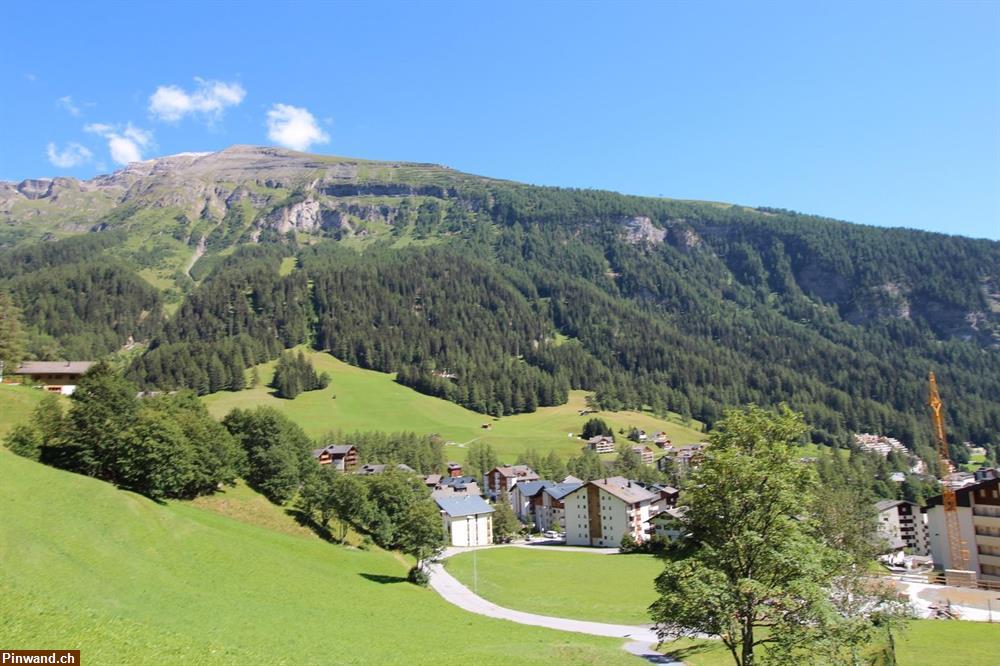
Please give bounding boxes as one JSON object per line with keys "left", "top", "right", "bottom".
{"left": 875, "top": 499, "right": 930, "bottom": 556}
{"left": 563, "top": 476, "right": 657, "bottom": 547}
{"left": 926, "top": 476, "right": 1000, "bottom": 580}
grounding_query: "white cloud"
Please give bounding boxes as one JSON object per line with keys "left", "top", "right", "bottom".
{"left": 46, "top": 142, "right": 92, "bottom": 168}
{"left": 266, "top": 103, "right": 329, "bottom": 151}
{"left": 149, "top": 78, "right": 246, "bottom": 122}
{"left": 85, "top": 122, "right": 154, "bottom": 165}
{"left": 57, "top": 96, "right": 81, "bottom": 116}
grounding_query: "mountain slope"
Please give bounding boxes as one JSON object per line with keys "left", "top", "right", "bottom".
{"left": 0, "top": 449, "right": 632, "bottom": 665}
{"left": 2, "top": 146, "right": 998, "bottom": 462}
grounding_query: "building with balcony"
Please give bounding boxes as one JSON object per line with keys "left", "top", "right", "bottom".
{"left": 926, "top": 477, "right": 1000, "bottom": 580}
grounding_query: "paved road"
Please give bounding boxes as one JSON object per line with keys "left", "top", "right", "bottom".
{"left": 428, "top": 547, "right": 682, "bottom": 664}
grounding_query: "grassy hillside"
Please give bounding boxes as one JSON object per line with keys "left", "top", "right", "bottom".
{"left": 0, "top": 384, "right": 57, "bottom": 438}
{"left": 0, "top": 450, "right": 633, "bottom": 665}
{"left": 446, "top": 548, "right": 662, "bottom": 624}
{"left": 202, "top": 348, "right": 705, "bottom": 462}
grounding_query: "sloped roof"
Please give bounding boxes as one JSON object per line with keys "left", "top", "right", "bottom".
{"left": 514, "top": 480, "right": 554, "bottom": 497}
{"left": 542, "top": 482, "right": 583, "bottom": 501}
{"left": 435, "top": 495, "right": 494, "bottom": 518}
{"left": 15, "top": 361, "right": 94, "bottom": 375}
{"left": 875, "top": 499, "right": 905, "bottom": 513}
{"left": 311, "top": 444, "right": 356, "bottom": 458}
{"left": 591, "top": 476, "right": 658, "bottom": 504}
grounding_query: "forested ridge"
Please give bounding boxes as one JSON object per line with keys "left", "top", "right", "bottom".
{"left": 2, "top": 148, "right": 998, "bottom": 465}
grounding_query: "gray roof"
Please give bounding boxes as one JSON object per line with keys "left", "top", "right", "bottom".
{"left": 440, "top": 475, "right": 478, "bottom": 488}
{"left": 566, "top": 476, "right": 657, "bottom": 504}
{"left": 311, "top": 444, "right": 356, "bottom": 458}
{"left": 435, "top": 495, "right": 494, "bottom": 518}
{"left": 542, "top": 482, "right": 583, "bottom": 501}
{"left": 515, "top": 480, "right": 554, "bottom": 497}
{"left": 15, "top": 361, "right": 94, "bottom": 375}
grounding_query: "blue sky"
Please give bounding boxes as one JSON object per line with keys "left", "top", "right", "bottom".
{"left": 2, "top": 1, "right": 998, "bottom": 239}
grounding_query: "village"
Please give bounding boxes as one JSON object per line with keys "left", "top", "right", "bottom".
{"left": 9, "top": 358, "right": 1000, "bottom": 590}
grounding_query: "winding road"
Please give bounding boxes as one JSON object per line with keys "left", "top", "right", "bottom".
{"left": 428, "top": 546, "right": 683, "bottom": 664}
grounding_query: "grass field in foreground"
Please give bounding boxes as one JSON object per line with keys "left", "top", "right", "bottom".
{"left": 202, "top": 348, "right": 705, "bottom": 463}
{"left": 0, "top": 450, "right": 633, "bottom": 665}
{"left": 446, "top": 547, "right": 663, "bottom": 625}
{"left": 446, "top": 545, "right": 999, "bottom": 665}
{"left": 0, "top": 383, "right": 58, "bottom": 438}
{"left": 665, "top": 619, "right": 1000, "bottom": 665}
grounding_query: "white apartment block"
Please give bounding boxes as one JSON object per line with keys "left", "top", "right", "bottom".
{"left": 875, "top": 499, "right": 929, "bottom": 556}
{"left": 563, "top": 477, "right": 657, "bottom": 548}
{"left": 926, "top": 477, "right": 1000, "bottom": 580}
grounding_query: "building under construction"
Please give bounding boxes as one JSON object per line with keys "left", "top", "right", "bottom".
{"left": 925, "top": 477, "right": 1000, "bottom": 582}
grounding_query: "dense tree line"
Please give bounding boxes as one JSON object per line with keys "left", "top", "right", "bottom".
{"left": 4, "top": 363, "right": 241, "bottom": 499}
{"left": 0, "top": 236, "right": 163, "bottom": 359}
{"left": 272, "top": 350, "right": 330, "bottom": 399}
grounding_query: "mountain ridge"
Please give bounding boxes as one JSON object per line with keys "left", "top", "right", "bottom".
{"left": 2, "top": 145, "right": 998, "bottom": 464}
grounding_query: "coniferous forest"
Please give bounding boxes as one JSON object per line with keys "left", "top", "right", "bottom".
{"left": 2, "top": 149, "right": 998, "bottom": 466}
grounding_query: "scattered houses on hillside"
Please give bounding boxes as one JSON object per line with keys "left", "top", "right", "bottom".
{"left": 630, "top": 445, "right": 655, "bottom": 466}
{"left": 485, "top": 464, "right": 539, "bottom": 500}
{"left": 657, "top": 442, "right": 709, "bottom": 474}
{"left": 9, "top": 361, "right": 94, "bottom": 395}
{"left": 586, "top": 435, "right": 615, "bottom": 454}
{"left": 435, "top": 495, "right": 494, "bottom": 547}
{"left": 563, "top": 476, "right": 659, "bottom": 548}
{"left": 854, "top": 433, "right": 927, "bottom": 474}
{"left": 311, "top": 444, "right": 359, "bottom": 472}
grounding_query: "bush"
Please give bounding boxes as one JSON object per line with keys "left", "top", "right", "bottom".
{"left": 407, "top": 565, "right": 430, "bottom": 586}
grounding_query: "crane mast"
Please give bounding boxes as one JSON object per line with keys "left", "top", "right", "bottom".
{"left": 927, "top": 372, "right": 970, "bottom": 573}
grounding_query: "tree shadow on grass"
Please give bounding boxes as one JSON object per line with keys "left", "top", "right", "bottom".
{"left": 360, "top": 573, "right": 408, "bottom": 585}
{"left": 285, "top": 507, "right": 339, "bottom": 543}
{"left": 662, "top": 640, "right": 725, "bottom": 663}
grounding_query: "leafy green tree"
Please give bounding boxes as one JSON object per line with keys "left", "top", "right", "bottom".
{"left": 491, "top": 500, "right": 520, "bottom": 541}
{"left": 146, "top": 392, "right": 241, "bottom": 496}
{"left": 33, "top": 393, "right": 66, "bottom": 447}
{"left": 4, "top": 424, "right": 42, "bottom": 460}
{"left": 400, "top": 500, "right": 445, "bottom": 584}
{"left": 115, "top": 410, "right": 197, "bottom": 500}
{"left": 297, "top": 465, "right": 340, "bottom": 536}
{"left": 64, "top": 362, "right": 139, "bottom": 479}
{"left": 330, "top": 472, "right": 371, "bottom": 542}
{"left": 223, "top": 407, "right": 312, "bottom": 503}
{"left": 650, "top": 405, "right": 906, "bottom": 666}
{"left": 363, "top": 468, "right": 426, "bottom": 547}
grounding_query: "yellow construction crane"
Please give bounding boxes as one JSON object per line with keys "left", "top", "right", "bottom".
{"left": 927, "top": 372, "right": 970, "bottom": 573}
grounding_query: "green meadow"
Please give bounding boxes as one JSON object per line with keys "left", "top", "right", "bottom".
{"left": 446, "top": 547, "right": 663, "bottom": 625}
{"left": 0, "top": 450, "right": 633, "bottom": 665}
{"left": 0, "top": 383, "right": 56, "bottom": 438}
{"left": 446, "top": 546, "right": 1000, "bottom": 665}
{"left": 203, "top": 347, "right": 705, "bottom": 462}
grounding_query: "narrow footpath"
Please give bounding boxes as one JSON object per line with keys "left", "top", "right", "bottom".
{"left": 427, "top": 546, "right": 681, "bottom": 664}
